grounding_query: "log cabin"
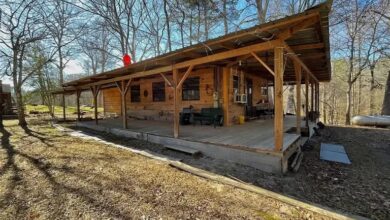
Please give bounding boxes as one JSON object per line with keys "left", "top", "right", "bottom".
{"left": 54, "top": 1, "right": 331, "bottom": 173}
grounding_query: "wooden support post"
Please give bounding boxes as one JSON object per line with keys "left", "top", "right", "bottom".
{"left": 311, "top": 83, "right": 314, "bottom": 117}
{"left": 116, "top": 79, "right": 132, "bottom": 129}
{"left": 94, "top": 90, "right": 98, "bottom": 125}
{"left": 305, "top": 72, "right": 309, "bottom": 128}
{"left": 315, "top": 82, "right": 320, "bottom": 122}
{"left": 274, "top": 47, "right": 284, "bottom": 151}
{"left": 76, "top": 90, "right": 81, "bottom": 121}
{"left": 316, "top": 83, "right": 320, "bottom": 113}
{"left": 171, "top": 66, "right": 194, "bottom": 138}
{"left": 177, "top": 65, "right": 194, "bottom": 88}
{"left": 62, "top": 94, "right": 66, "bottom": 121}
{"left": 222, "top": 67, "right": 231, "bottom": 126}
{"left": 121, "top": 80, "right": 127, "bottom": 128}
{"left": 173, "top": 69, "right": 179, "bottom": 138}
{"left": 160, "top": 73, "right": 173, "bottom": 87}
{"left": 91, "top": 85, "right": 100, "bottom": 125}
{"left": 294, "top": 61, "right": 302, "bottom": 135}
{"left": 251, "top": 52, "right": 275, "bottom": 76}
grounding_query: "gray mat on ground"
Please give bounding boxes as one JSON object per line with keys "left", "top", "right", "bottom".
{"left": 320, "top": 143, "right": 351, "bottom": 164}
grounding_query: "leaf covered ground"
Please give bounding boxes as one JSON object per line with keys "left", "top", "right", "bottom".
{"left": 0, "top": 120, "right": 333, "bottom": 220}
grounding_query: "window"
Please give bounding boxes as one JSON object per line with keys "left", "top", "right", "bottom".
{"left": 233, "top": 75, "right": 239, "bottom": 94}
{"left": 130, "top": 85, "right": 140, "bottom": 102}
{"left": 260, "top": 81, "right": 268, "bottom": 96}
{"left": 182, "top": 77, "right": 200, "bottom": 101}
{"left": 152, "top": 82, "right": 165, "bottom": 102}
{"left": 261, "top": 86, "right": 268, "bottom": 96}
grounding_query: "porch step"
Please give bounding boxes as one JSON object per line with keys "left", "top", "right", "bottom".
{"left": 164, "top": 144, "right": 202, "bottom": 157}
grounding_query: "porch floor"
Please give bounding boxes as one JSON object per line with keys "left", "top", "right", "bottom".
{"left": 81, "top": 116, "right": 312, "bottom": 152}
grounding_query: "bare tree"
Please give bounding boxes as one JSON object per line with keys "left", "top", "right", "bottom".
{"left": 78, "top": 20, "right": 114, "bottom": 75}
{"left": 0, "top": 0, "right": 52, "bottom": 126}
{"left": 163, "top": 0, "right": 172, "bottom": 51}
{"left": 255, "top": 0, "right": 270, "bottom": 23}
{"left": 27, "top": 44, "right": 58, "bottom": 118}
{"left": 43, "top": 0, "right": 81, "bottom": 119}
{"left": 80, "top": 0, "right": 146, "bottom": 61}
{"left": 332, "top": 0, "right": 382, "bottom": 124}
{"left": 142, "top": 0, "right": 166, "bottom": 56}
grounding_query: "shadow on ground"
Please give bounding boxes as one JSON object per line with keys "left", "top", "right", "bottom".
{"left": 67, "top": 124, "right": 390, "bottom": 220}
{"left": 2, "top": 121, "right": 326, "bottom": 219}
{"left": 0, "top": 125, "right": 145, "bottom": 219}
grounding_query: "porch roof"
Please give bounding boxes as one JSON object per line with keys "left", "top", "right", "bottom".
{"left": 55, "top": 1, "right": 332, "bottom": 94}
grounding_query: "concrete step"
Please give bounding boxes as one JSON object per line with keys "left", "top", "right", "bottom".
{"left": 164, "top": 144, "right": 202, "bottom": 157}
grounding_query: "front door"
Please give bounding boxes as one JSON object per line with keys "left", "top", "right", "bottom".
{"left": 246, "top": 78, "right": 253, "bottom": 116}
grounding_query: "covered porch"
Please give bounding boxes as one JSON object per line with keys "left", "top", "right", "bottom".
{"left": 78, "top": 115, "right": 313, "bottom": 153}
{"left": 76, "top": 115, "right": 314, "bottom": 173}
{"left": 53, "top": 2, "right": 331, "bottom": 173}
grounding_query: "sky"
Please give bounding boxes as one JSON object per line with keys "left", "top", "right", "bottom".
{"left": 0, "top": 0, "right": 329, "bottom": 88}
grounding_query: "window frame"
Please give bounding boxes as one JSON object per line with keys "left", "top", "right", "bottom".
{"left": 152, "top": 81, "right": 166, "bottom": 102}
{"left": 182, "top": 76, "right": 200, "bottom": 101}
{"left": 130, "top": 84, "right": 141, "bottom": 103}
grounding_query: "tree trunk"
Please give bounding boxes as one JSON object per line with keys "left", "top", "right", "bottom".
{"left": 357, "top": 75, "right": 362, "bottom": 114}
{"left": 255, "top": 0, "right": 268, "bottom": 23}
{"left": 203, "top": 4, "right": 208, "bottom": 40}
{"left": 15, "top": 86, "right": 27, "bottom": 127}
{"left": 163, "top": 0, "right": 172, "bottom": 51}
{"left": 189, "top": 10, "right": 193, "bottom": 45}
{"left": 345, "top": 83, "right": 352, "bottom": 125}
{"left": 382, "top": 71, "right": 390, "bottom": 115}
{"left": 322, "top": 84, "right": 327, "bottom": 123}
{"left": 223, "top": 0, "right": 228, "bottom": 34}
{"left": 58, "top": 46, "right": 66, "bottom": 120}
{"left": 370, "top": 67, "right": 375, "bottom": 114}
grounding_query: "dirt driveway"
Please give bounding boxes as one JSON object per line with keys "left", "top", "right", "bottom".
{"left": 0, "top": 120, "right": 337, "bottom": 220}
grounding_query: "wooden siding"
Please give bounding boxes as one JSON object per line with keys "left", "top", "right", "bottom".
{"left": 227, "top": 68, "right": 268, "bottom": 125}
{"left": 103, "top": 67, "right": 268, "bottom": 124}
{"left": 103, "top": 88, "right": 121, "bottom": 114}
{"left": 103, "top": 68, "right": 215, "bottom": 121}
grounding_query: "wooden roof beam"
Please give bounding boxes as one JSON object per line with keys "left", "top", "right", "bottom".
{"left": 277, "top": 14, "right": 320, "bottom": 41}
{"left": 173, "top": 39, "right": 282, "bottom": 69}
{"left": 226, "top": 54, "right": 252, "bottom": 67}
{"left": 65, "top": 40, "right": 282, "bottom": 90}
{"left": 290, "top": 42, "right": 324, "bottom": 51}
{"left": 76, "top": 65, "right": 173, "bottom": 89}
{"left": 283, "top": 43, "right": 319, "bottom": 83}
{"left": 220, "top": 42, "right": 236, "bottom": 50}
{"left": 250, "top": 52, "right": 275, "bottom": 76}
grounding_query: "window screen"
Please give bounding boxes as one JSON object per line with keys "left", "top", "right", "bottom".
{"left": 182, "top": 77, "right": 200, "bottom": 101}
